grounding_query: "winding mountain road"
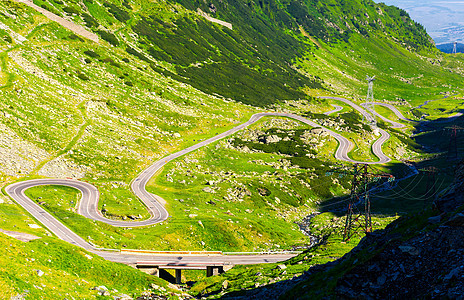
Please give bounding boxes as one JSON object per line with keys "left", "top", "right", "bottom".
{"left": 5, "top": 97, "right": 408, "bottom": 266}
{"left": 324, "top": 104, "right": 343, "bottom": 116}
{"left": 360, "top": 102, "right": 413, "bottom": 128}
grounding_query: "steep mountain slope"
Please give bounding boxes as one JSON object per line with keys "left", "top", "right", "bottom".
{"left": 27, "top": 0, "right": 462, "bottom": 106}
{"left": 1, "top": 0, "right": 464, "bottom": 295}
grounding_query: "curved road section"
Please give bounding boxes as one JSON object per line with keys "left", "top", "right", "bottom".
{"left": 5, "top": 97, "right": 407, "bottom": 264}
{"left": 324, "top": 104, "right": 343, "bottom": 116}
{"left": 360, "top": 102, "right": 412, "bottom": 128}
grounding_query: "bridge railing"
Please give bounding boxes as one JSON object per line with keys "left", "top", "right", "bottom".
{"left": 93, "top": 248, "right": 303, "bottom": 256}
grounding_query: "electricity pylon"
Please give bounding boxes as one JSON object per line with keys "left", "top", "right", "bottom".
{"left": 326, "top": 164, "right": 395, "bottom": 241}
{"left": 364, "top": 75, "right": 377, "bottom": 127}
{"left": 445, "top": 125, "right": 464, "bottom": 160}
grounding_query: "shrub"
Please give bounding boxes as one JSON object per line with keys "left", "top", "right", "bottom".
{"left": 82, "top": 13, "right": 99, "bottom": 28}
{"left": 101, "top": 57, "right": 121, "bottom": 68}
{"left": 84, "top": 50, "right": 100, "bottom": 58}
{"left": 67, "top": 34, "right": 83, "bottom": 41}
{"left": 103, "top": 2, "right": 130, "bottom": 22}
{"left": 3, "top": 35, "right": 12, "bottom": 43}
{"left": 126, "top": 47, "right": 150, "bottom": 62}
{"left": 96, "top": 30, "right": 119, "bottom": 46}
{"left": 77, "top": 72, "right": 90, "bottom": 81}
{"left": 63, "top": 6, "right": 79, "bottom": 15}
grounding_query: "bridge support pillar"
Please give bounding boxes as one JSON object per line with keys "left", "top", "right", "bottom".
{"left": 175, "top": 269, "right": 182, "bottom": 284}
{"left": 137, "top": 266, "right": 159, "bottom": 277}
{"left": 206, "top": 266, "right": 224, "bottom": 277}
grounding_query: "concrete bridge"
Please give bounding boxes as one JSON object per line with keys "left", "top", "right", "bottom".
{"left": 137, "top": 261, "right": 232, "bottom": 284}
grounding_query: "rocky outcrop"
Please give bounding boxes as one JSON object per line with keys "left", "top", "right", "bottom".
{"left": 334, "top": 219, "right": 464, "bottom": 299}
{"left": 0, "top": 123, "right": 49, "bottom": 176}
{"left": 258, "top": 135, "right": 282, "bottom": 144}
{"left": 38, "top": 156, "right": 89, "bottom": 179}
{"left": 228, "top": 160, "right": 464, "bottom": 299}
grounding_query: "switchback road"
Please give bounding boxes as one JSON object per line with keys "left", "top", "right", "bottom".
{"left": 5, "top": 97, "right": 407, "bottom": 266}
{"left": 324, "top": 104, "right": 343, "bottom": 115}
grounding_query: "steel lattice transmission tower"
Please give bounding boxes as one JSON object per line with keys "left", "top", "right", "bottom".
{"left": 445, "top": 125, "right": 464, "bottom": 160}
{"left": 453, "top": 41, "right": 458, "bottom": 54}
{"left": 326, "top": 164, "right": 395, "bottom": 242}
{"left": 343, "top": 164, "right": 371, "bottom": 242}
{"left": 364, "top": 75, "right": 377, "bottom": 127}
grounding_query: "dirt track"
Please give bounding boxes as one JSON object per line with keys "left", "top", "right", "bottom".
{"left": 14, "top": 0, "right": 99, "bottom": 43}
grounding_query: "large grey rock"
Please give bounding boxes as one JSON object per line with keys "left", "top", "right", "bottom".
{"left": 202, "top": 187, "right": 214, "bottom": 193}
{"left": 398, "top": 246, "right": 421, "bottom": 256}
{"left": 428, "top": 215, "right": 441, "bottom": 224}
{"left": 258, "top": 135, "right": 281, "bottom": 144}
{"left": 222, "top": 280, "right": 229, "bottom": 290}
{"left": 444, "top": 266, "right": 462, "bottom": 281}
{"left": 445, "top": 213, "right": 464, "bottom": 227}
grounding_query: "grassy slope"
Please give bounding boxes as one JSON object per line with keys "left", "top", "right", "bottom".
{"left": 0, "top": 233, "right": 176, "bottom": 299}
{"left": 0, "top": 0, "right": 464, "bottom": 295}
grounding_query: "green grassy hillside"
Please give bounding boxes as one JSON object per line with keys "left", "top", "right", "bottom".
{"left": 26, "top": 0, "right": 463, "bottom": 106}
{"left": 1, "top": 0, "right": 464, "bottom": 296}
{"left": 0, "top": 231, "right": 175, "bottom": 299}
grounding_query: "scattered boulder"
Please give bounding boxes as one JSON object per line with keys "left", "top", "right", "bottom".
{"left": 115, "top": 294, "right": 132, "bottom": 300}
{"left": 209, "top": 3, "right": 217, "bottom": 13}
{"left": 92, "top": 286, "right": 110, "bottom": 296}
{"left": 377, "top": 274, "right": 387, "bottom": 286}
{"left": 444, "top": 266, "right": 462, "bottom": 281}
{"left": 258, "top": 135, "right": 282, "bottom": 144}
{"left": 222, "top": 280, "right": 229, "bottom": 290}
{"left": 257, "top": 187, "right": 270, "bottom": 196}
{"left": 445, "top": 213, "right": 464, "bottom": 227}
{"left": 428, "top": 215, "right": 441, "bottom": 224}
{"left": 202, "top": 187, "right": 214, "bottom": 193}
{"left": 398, "top": 245, "right": 420, "bottom": 256}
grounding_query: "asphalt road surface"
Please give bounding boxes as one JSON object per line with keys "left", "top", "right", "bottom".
{"left": 360, "top": 102, "right": 411, "bottom": 128}
{"left": 324, "top": 104, "right": 343, "bottom": 115}
{"left": 5, "top": 97, "right": 407, "bottom": 266}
